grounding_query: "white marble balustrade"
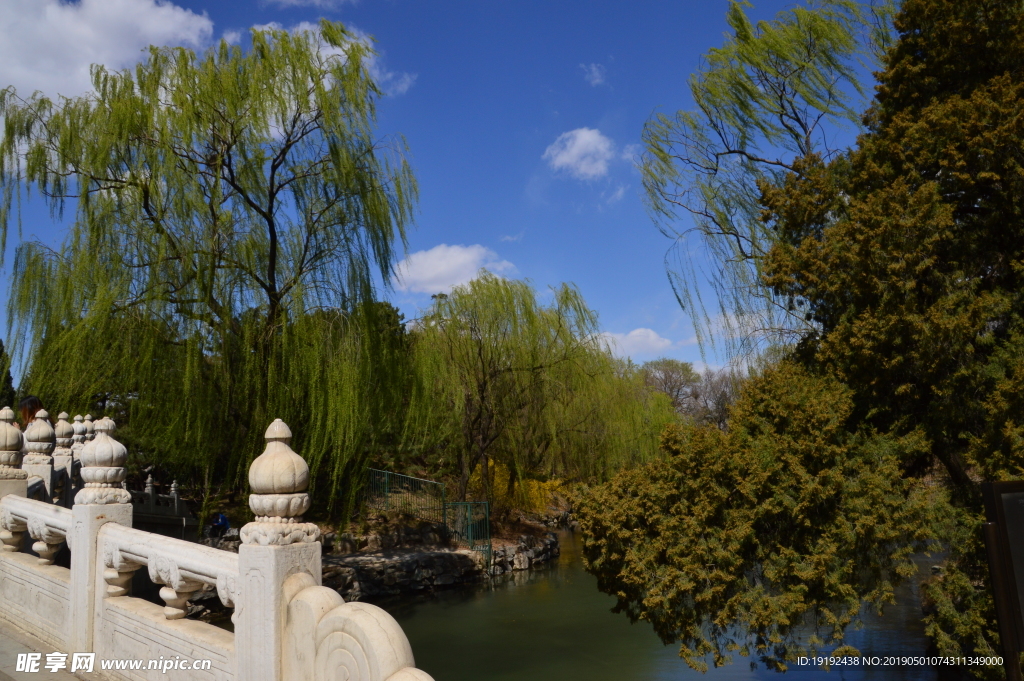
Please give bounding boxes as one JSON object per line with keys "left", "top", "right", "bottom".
{"left": 0, "top": 413, "right": 435, "bottom": 681}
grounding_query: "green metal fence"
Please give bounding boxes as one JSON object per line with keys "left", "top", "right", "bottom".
{"left": 363, "top": 469, "right": 491, "bottom": 564}
{"left": 365, "top": 469, "right": 447, "bottom": 525}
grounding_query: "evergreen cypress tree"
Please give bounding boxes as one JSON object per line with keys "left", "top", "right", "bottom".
{"left": 761, "top": 0, "right": 1024, "bottom": 673}
{"left": 581, "top": 0, "right": 1024, "bottom": 677}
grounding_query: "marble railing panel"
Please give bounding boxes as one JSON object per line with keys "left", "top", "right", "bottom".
{"left": 97, "top": 596, "right": 234, "bottom": 681}
{"left": 0, "top": 551, "right": 70, "bottom": 651}
{"left": 1, "top": 493, "right": 72, "bottom": 537}
{"left": 99, "top": 523, "right": 240, "bottom": 609}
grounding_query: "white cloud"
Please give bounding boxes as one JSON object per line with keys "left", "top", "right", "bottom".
{"left": 500, "top": 232, "right": 524, "bottom": 243}
{"left": 621, "top": 143, "right": 642, "bottom": 161}
{"left": 0, "top": 0, "right": 213, "bottom": 99}
{"left": 580, "top": 63, "right": 605, "bottom": 86}
{"left": 223, "top": 29, "right": 242, "bottom": 45}
{"left": 394, "top": 244, "right": 516, "bottom": 294}
{"left": 603, "top": 184, "right": 627, "bottom": 204}
{"left": 543, "top": 128, "right": 615, "bottom": 180}
{"left": 380, "top": 71, "right": 417, "bottom": 96}
{"left": 599, "top": 328, "right": 676, "bottom": 358}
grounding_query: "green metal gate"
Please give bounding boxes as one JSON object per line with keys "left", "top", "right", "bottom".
{"left": 444, "top": 501, "right": 491, "bottom": 563}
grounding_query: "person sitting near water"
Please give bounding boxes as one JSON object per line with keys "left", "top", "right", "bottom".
{"left": 13, "top": 395, "right": 47, "bottom": 430}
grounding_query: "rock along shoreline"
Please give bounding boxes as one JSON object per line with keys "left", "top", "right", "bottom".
{"left": 200, "top": 528, "right": 562, "bottom": 603}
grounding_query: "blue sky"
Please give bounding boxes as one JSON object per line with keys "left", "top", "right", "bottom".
{"left": 0, "top": 0, "right": 809, "bottom": 372}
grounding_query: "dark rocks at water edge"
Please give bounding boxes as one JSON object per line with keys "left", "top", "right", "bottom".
{"left": 489, "top": 533, "right": 559, "bottom": 576}
{"left": 323, "top": 532, "right": 561, "bottom": 601}
{"left": 200, "top": 525, "right": 561, "bottom": 601}
{"left": 323, "top": 550, "right": 482, "bottom": 601}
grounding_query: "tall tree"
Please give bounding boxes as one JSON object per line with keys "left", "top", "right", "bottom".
{"left": 0, "top": 22, "right": 417, "bottom": 513}
{"left": 760, "top": 0, "right": 1024, "bottom": 671}
{"left": 582, "top": 0, "right": 1024, "bottom": 677}
{"left": 0, "top": 338, "right": 15, "bottom": 409}
{"left": 404, "top": 273, "right": 675, "bottom": 508}
{"left": 641, "top": 0, "right": 892, "bottom": 358}
{"left": 640, "top": 357, "right": 698, "bottom": 413}
{"left": 576, "top": 362, "right": 931, "bottom": 672}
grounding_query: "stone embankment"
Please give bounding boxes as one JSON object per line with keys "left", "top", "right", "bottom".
{"left": 199, "top": 526, "right": 562, "bottom": 602}
{"left": 489, "top": 533, "right": 559, "bottom": 575}
{"left": 322, "top": 549, "right": 482, "bottom": 600}
{"left": 321, "top": 531, "right": 561, "bottom": 600}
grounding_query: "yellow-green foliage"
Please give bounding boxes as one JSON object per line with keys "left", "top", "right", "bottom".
{"left": 467, "top": 462, "right": 564, "bottom": 516}
{"left": 575, "top": 362, "right": 933, "bottom": 672}
{"left": 402, "top": 273, "right": 677, "bottom": 506}
{"left": 640, "top": 0, "right": 886, "bottom": 355}
{"left": 758, "top": 0, "right": 1024, "bottom": 673}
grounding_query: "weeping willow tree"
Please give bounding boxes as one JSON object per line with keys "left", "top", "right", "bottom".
{"left": 641, "top": 0, "right": 894, "bottom": 359}
{"left": 0, "top": 338, "right": 15, "bottom": 408}
{"left": 403, "top": 273, "right": 676, "bottom": 511}
{"left": 0, "top": 21, "right": 417, "bottom": 516}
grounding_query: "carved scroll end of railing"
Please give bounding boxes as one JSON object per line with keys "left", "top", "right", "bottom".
{"left": 215, "top": 572, "right": 239, "bottom": 609}
{"left": 27, "top": 516, "right": 65, "bottom": 564}
{"left": 101, "top": 540, "right": 144, "bottom": 598}
{"left": 0, "top": 504, "right": 26, "bottom": 552}
{"left": 147, "top": 554, "right": 204, "bottom": 620}
{"left": 284, "top": 574, "right": 436, "bottom": 681}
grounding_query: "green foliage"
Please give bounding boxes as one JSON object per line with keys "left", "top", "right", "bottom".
{"left": 584, "top": 2, "right": 1024, "bottom": 675}
{"left": 0, "top": 22, "right": 416, "bottom": 515}
{"left": 640, "top": 357, "right": 699, "bottom": 413}
{"left": 640, "top": 357, "right": 746, "bottom": 430}
{"left": 402, "top": 273, "right": 676, "bottom": 512}
{"left": 755, "top": 0, "right": 1024, "bottom": 673}
{"left": 0, "top": 338, "right": 14, "bottom": 408}
{"left": 575, "top": 362, "right": 933, "bottom": 672}
{"left": 640, "top": 0, "right": 891, "bottom": 357}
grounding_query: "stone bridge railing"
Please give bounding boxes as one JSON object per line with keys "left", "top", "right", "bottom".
{"left": 0, "top": 407, "right": 434, "bottom": 681}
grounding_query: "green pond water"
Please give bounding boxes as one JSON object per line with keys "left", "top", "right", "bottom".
{"left": 380, "top": 532, "right": 954, "bottom": 681}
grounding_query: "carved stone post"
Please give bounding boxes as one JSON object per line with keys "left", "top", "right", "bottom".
{"left": 83, "top": 414, "right": 95, "bottom": 442}
{"left": 54, "top": 413, "right": 73, "bottom": 457}
{"left": 236, "top": 419, "right": 321, "bottom": 681}
{"left": 68, "top": 415, "right": 86, "bottom": 501}
{"left": 0, "top": 406, "right": 27, "bottom": 550}
{"left": 22, "top": 410, "right": 56, "bottom": 500}
{"left": 68, "top": 417, "right": 132, "bottom": 654}
{"left": 71, "top": 415, "right": 86, "bottom": 456}
{"left": 52, "top": 412, "right": 74, "bottom": 506}
{"left": 144, "top": 474, "right": 155, "bottom": 513}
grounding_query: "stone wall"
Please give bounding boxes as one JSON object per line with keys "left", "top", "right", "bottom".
{"left": 490, "top": 533, "right": 559, "bottom": 575}
{"left": 319, "top": 531, "right": 561, "bottom": 601}
{"left": 202, "top": 525, "right": 562, "bottom": 603}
